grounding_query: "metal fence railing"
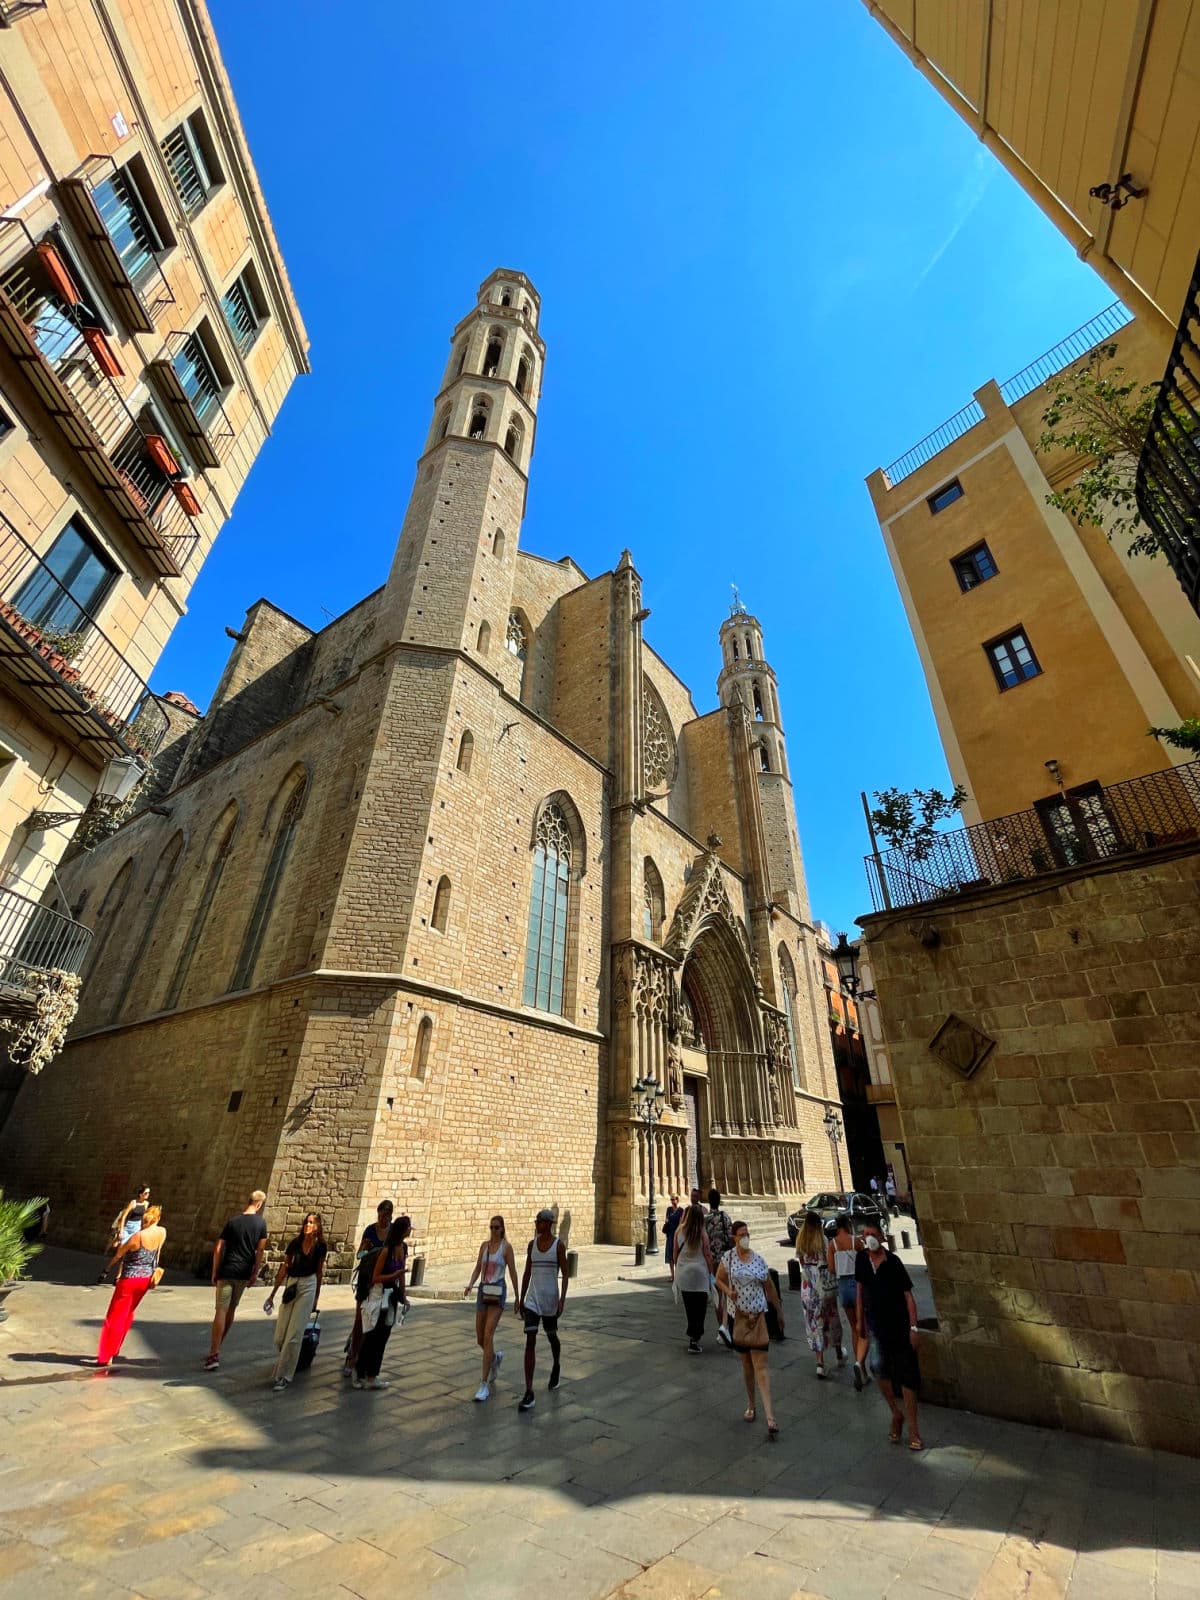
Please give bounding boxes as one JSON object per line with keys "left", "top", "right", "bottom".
{"left": 0, "top": 510, "right": 168, "bottom": 754}
{"left": 1135, "top": 250, "right": 1200, "bottom": 618}
{"left": 0, "top": 882, "right": 92, "bottom": 998}
{"left": 882, "top": 301, "right": 1132, "bottom": 488}
{"left": 865, "top": 761, "right": 1200, "bottom": 911}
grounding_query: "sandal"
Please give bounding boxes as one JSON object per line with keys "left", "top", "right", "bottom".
{"left": 888, "top": 1414, "right": 904, "bottom": 1443}
{"left": 908, "top": 1436, "right": 924, "bottom": 1452}
{"left": 743, "top": 1405, "right": 756, "bottom": 1422}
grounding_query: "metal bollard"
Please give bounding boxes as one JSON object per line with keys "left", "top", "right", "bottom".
{"left": 901, "top": 1230, "right": 912, "bottom": 1250}
{"left": 786, "top": 1258, "right": 802, "bottom": 1291}
{"left": 409, "top": 1255, "right": 426, "bottom": 1288}
{"left": 634, "top": 1242, "right": 646, "bottom": 1266}
{"left": 566, "top": 1249, "right": 579, "bottom": 1280}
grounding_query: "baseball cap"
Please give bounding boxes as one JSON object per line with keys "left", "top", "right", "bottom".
{"left": 535, "top": 1207, "right": 555, "bottom": 1222}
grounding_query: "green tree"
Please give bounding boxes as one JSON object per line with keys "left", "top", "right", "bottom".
{"left": 1036, "top": 342, "right": 1160, "bottom": 559}
{"left": 869, "top": 785, "right": 968, "bottom": 861}
{"left": 1148, "top": 718, "right": 1200, "bottom": 755}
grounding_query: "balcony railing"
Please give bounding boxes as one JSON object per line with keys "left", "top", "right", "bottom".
{"left": 881, "top": 301, "right": 1133, "bottom": 488}
{"left": 0, "top": 250, "right": 198, "bottom": 576}
{"left": 865, "top": 761, "right": 1200, "bottom": 911}
{"left": 1135, "top": 249, "right": 1200, "bottom": 617}
{"left": 0, "top": 511, "right": 169, "bottom": 757}
{"left": 56, "top": 157, "right": 174, "bottom": 335}
{"left": 0, "top": 883, "right": 91, "bottom": 1007}
{"left": 0, "top": 2, "right": 49, "bottom": 24}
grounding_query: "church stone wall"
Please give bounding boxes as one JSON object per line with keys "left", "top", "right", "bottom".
{"left": 549, "top": 577, "right": 614, "bottom": 768}
{"left": 678, "top": 711, "right": 745, "bottom": 876}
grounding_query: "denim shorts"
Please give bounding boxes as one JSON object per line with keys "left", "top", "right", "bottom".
{"left": 838, "top": 1276, "right": 857, "bottom": 1314}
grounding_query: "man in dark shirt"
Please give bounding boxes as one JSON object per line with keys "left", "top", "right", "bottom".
{"left": 204, "top": 1189, "right": 267, "bottom": 1371}
{"left": 855, "top": 1218, "right": 923, "bottom": 1450}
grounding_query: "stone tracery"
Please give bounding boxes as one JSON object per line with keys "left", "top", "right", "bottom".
{"left": 642, "top": 678, "right": 675, "bottom": 789}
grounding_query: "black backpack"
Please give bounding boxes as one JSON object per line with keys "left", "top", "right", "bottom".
{"left": 355, "top": 1247, "right": 383, "bottom": 1304}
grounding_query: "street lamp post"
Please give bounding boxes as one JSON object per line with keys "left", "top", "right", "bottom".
{"left": 631, "top": 1074, "right": 666, "bottom": 1254}
{"left": 823, "top": 1104, "right": 845, "bottom": 1190}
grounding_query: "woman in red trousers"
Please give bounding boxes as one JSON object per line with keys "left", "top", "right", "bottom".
{"left": 91, "top": 1204, "right": 165, "bottom": 1367}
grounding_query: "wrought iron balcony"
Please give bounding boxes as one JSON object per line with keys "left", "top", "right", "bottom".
{"left": 0, "top": 883, "right": 91, "bottom": 1011}
{"left": 0, "top": 248, "right": 198, "bottom": 576}
{"left": 56, "top": 156, "right": 174, "bottom": 335}
{"left": 865, "top": 761, "right": 1200, "bottom": 911}
{"left": 0, "top": 511, "right": 168, "bottom": 758}
{"left": 0, "top": 2, "right": 49, "bottom": 24}
{"left": 1135, "top": 250, "right": 1200, "bottom": 617}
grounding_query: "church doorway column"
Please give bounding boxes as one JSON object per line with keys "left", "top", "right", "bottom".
{"left": 683, "top": 1077, "right": 701, "bottom": 1193}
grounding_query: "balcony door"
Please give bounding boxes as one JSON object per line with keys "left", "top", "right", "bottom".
{"left": 1035, "top": 782, "right": 1124, "bottom": 868}
{"left": 12, "top": 518, "right": 118, "bottom": 634}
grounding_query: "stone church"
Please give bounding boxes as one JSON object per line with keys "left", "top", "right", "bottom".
{"left": 0, "top": 270, "right": 840, "bottom": 1266}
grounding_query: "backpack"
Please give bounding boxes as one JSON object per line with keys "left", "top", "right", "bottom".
{"left": 355, "top": 1247, "right": 383, "bottom": 1304}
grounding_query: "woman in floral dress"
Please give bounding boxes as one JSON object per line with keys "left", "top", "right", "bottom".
{"left": 796, "top": 1210, "right": 843, "bottom": 1378}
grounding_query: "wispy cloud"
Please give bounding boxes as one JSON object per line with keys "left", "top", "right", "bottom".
{"left": 912, "top": 148, "right": 995, "bottom": 290}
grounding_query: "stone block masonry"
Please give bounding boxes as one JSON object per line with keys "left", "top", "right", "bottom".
{"left": 861, "top": 841, "right": 1200, "bottom": 1456}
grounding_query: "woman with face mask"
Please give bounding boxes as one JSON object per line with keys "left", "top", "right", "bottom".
{"left": 714, "top": 1220, "right": 785, "bottom": 1440}
{"left": 855, "top": 1221, "right": 923, "bottom": 1449}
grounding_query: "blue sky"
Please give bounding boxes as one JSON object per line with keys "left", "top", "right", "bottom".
{"left": 165, "top": 0, "right": 1116, "bottom": 932}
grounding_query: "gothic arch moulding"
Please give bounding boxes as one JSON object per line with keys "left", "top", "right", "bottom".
{"left": 529, "top": 790, "right": 587, "bottom": 879}
{"left": 663, "top": 844, "right": 755, "bottom": 980}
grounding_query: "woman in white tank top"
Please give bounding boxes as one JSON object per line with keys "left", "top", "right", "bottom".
{"left": 464, "top": 1214, "right": 519, "bottom": 1403}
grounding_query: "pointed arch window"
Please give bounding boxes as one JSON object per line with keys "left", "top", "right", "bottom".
{"left": 120, "top": 832, "right": 183, "bottom": 1020}
{"left": 643, "top": 858, "right": 665, "bottom": 942}
{"left": 523, "top": 802, "right": 572, "bottom": 1015}
{"left": 431, "top": 875, "right": 451, "bottom": 933}
{"left": 468, "top": 399, "right": 488, "bottom": 440}
{"left": 504, "top": 420, "right": 522, "bottom": 463}
{"left": 483, "top": 332, "right": 503, "bottom": 377}
{"left": 506, "top": 610, "right": 527, "bottom": 659}
{"left": 493, "top": 529, "right": 506, "bottom": 560}
{"left": 231, "top": 777, "right": 307, "bottom": 992}
{"left": 516, "top": 353, "right": 531, "bottom": 396}
{"left": 760, "top": 743, "right": 771, "bottom": 772}
{"left": 780, "top": 947, "right": 801, "bottom": 1091}
{"left": 642, "top": 677, "right": 676, "bottom": 790}
{"left": 457, "top": 730, "right": 474, "bottom": 774}
{"left": 477, "top": 619, "right": 491, "bottom": 655}
{"left": 732, "top": 639, "right": 739, "bottom": 659}
{"left": 412, "top": 1015, "right": 433, "bottom": 1080}
{"left": 83, "top": 856, "right": 134, "bottom": 1002}
{"left": 165, "top": 808, "right": 237, "bottom": 1010}
{"left": 753, "top": 682, "right": 764, "bottom": 720}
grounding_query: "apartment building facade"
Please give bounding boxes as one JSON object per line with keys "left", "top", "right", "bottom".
{"left": 0, "top": 0, "right": 307, "bottom": 1078}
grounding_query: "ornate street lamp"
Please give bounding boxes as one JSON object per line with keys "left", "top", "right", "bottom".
{"left": 833, "top": 931, "right": 875, "bottom": 1000}
{"left": 631, "top": 1073, "right": 666, "bottom": 1254}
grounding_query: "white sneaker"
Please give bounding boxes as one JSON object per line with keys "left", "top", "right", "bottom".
{"left": 490, "top": 1349, "right": 503, "bottom": 1382}
{"left": 474, "top": 1383, "right": 491, "bottom": 1402}
{"left": 367, "top": 1378, "right": 389, "bottom": 1390}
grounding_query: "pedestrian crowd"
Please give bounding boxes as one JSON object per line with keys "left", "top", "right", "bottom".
{"left": 80, "top": 1179, "right": 922, "bottom": 1451}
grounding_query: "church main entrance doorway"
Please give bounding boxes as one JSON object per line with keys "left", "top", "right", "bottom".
{"left": 683, "top": 1078, "right": 701, "bottom": 1193}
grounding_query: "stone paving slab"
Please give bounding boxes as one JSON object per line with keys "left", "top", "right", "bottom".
{"left": 0, "top": 1249, "right": 1195, "bottom": 1598}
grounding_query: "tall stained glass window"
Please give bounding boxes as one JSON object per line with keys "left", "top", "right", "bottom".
{"left": 522, "top": 802, "right": 571, "bottom": 1014}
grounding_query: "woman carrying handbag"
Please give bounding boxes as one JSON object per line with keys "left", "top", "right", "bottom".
{"left": 715, "top": 1219, "right": 785, "bottom": 1440}
{"left": 264, "top": 1212, "right": 327, "bottom": 1393}
{"left": 464, "top": 1214, "right": 519, "bottom": 1402}
{"left": 91, "top": 1204, "right": 165, "bottom": 1367}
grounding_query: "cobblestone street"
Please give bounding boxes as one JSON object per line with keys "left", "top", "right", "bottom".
{"left": 1, "top": 1250, "right": 1195, "bottom": 1599}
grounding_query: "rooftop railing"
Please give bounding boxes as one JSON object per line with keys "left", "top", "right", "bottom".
{"left": 0, "top": 510, "right": 168, "bottom": 756}
{"left": 881, "top": 301, "right": 1133, "bottom": 488}
{"left": 0, "top": 883, "right": 91, "bottom": 1005}
{"left": 865, "top": 761, "right": 1200, "bottom": 912}
{"left": 1135, "top": 248, "right": 1200, "bottom": 618}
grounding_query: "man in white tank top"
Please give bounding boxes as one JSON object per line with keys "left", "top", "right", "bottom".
{"left": 517, "top": 1208, "right": 569, "bottom": 1412}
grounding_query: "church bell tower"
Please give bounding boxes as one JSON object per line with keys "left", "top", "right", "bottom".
{"left": 716, "top": 594, "right": 812, "bottom": 922}
{"left": 383, "top": 269, "right": 544, "bottom": 658}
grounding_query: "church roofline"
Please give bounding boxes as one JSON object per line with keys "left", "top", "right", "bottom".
{"left": 516, "top": 548, "right": 590, "bottom": 581}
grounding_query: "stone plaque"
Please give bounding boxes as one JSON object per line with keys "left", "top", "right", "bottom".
{"left": 928, "top": 1013, "right": 995, "bottom": 1079}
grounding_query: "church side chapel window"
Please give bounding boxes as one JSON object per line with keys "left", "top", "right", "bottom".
{"left": 643, "top": 858, "right": 665, "bottom": 942}
{"left": 642, "top": 681, "right": 675, "bottom": 790}
{"left": 231, "top": 778, "right": 306, "bottom": 992}
{"left": 506, "top": 610, "right": 527, "bottom": 659}
{"left": 522, "top": 803, "right": 571, "bottom": 1015}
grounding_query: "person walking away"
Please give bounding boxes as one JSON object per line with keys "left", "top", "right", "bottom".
{"left": 344, "top": 1199, "right": 394, "bottom": 1376}
{"left": 829, "top": 1213, "right": 868, "bottom": 1388}
{"left": 855, "top": 1218, "right": 923, "bottom": 1450}
{"left": 663, "top": 1195, "right": 684, "bottom": 1283}
{"left": 716, "top": 1220, "right": 784, "bottom": 1439}
{"left": 517, "top": 1208, "right": 568, "bottom": 1412}
{"left": 703, "top": 1189, "right": 734, "bottom": 1344}
{"left": 885, "top": 1174, "right": 899, "bottom": 1217}
{"left": 99, "top": 1186, "right": 150, "bottom": 1282}
{"left": 464, "top": 1214, "right": 520, "bottom": 1401}
{"left": 205, "top": 1189, "right": 267, "bottom": 1371}
{"left": 265, "top": 1212, "right": 327, "bottom": 1393}
{"left": 673, "top": 1203, "right": 713, "bottom": 1352}
{"left": 796, "top": 1210, "right": 842, "bottom": 1378}
{"left": 91, "top": 1205, "right": 165, "bottom": 1367}
{"left": 354, "top": 1216, "right": 411, "bottom": 1390}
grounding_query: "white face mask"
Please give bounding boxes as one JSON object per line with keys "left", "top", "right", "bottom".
{"left": 865, "top": 1235, "right": 884, "bottom": 1251}
{"left": 736, "top": 1236, "right": 751, "bottom": 1252}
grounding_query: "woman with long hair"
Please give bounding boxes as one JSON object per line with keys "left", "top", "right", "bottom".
{"left": 828, "top": 1213, "right": 868, "bottom": 1387}
{"left": 464, "top": 1213, "right": 520, "bottom": 1401}
{"left": 796, "top": 1210, "right": 842, "bottom": 1378}
{"left": 672, "top": 1203, "right": 713, "bottom": 1352}
{"left": 343, "top": 1199, "right": 394, "bottom": 1377}
{"left": 663, "top": 1194, "right": 684, "bottom": 1283}
{"left": 91, "top": 1204, "right": 165, "bottom": 1367}
{"left": 355, "top": 1216, "right": 411, "bottom": 1391}
{"left": 265, "top": 1211, "right": 327, "bottom": 1392}
{"left": 98, "top": 1185, "right": 150, "bottom": 1282}
{"left": 715, "top": 1220, "right": 785, "bottom": 1440}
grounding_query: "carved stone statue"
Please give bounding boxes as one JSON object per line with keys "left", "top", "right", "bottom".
{"left": 667, "top": 1038, "right": 684, "bottom": 1110}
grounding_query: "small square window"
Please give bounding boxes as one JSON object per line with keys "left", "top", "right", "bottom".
{"left": 928, "top": 479, "right": 964, "bottom": 513}
{"left": 162, "top": 114, "right": 221, "bottom": 216}
{"left": 952, "top": 541, "right": 998, "bottom": 591}
{"left": 985, "top": 627, "right": 1041, "bottom": 690}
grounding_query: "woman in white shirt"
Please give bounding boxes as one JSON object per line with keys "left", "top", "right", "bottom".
{"left": 715, "top": 1219, "right": 785, "bottom": 1440}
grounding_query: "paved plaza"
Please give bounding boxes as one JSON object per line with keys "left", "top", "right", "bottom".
{"left": 1, "top": 1249, "right": 1195, "bottom": 1600}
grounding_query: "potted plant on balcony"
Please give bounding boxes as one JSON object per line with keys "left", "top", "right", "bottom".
{"left": 0, "top": 1191, "right": 48, "bottom": 1321}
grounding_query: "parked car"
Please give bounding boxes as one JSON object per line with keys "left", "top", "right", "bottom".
{"left": 787, "top": 1190, "right": 885, "bottom": 1245}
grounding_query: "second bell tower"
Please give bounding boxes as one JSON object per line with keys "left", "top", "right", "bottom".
{"left": 383, "top": 269, "right": 544, "bottom": 659}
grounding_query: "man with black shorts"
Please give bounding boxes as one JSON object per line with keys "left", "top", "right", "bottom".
{"left": 517, "top": 1208, "right": 568, "bottom": 1412}
{"left": 855, "top": 1217, "right": 923, "bottom": 1450}
{"left": 205, "top": 1189, "right": 267, "bottom": 1371}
